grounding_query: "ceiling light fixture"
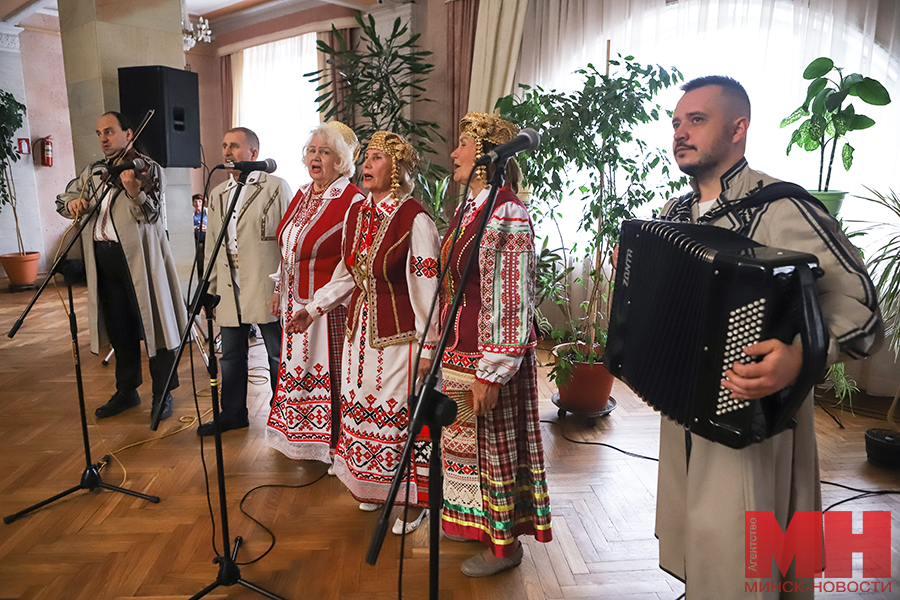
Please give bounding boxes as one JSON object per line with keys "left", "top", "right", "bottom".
{"left": 182, "top": 1, "right": 212, "bottom": 52}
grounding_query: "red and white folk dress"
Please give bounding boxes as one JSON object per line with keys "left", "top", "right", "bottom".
{"left": 439, "top": 186, "right": 552, "bottom": 557}
{"left": 266, "top": 176, "right": 364, "bottom": 462}
{"left": 305, "top": 192, "right": 440, "bottom": 506}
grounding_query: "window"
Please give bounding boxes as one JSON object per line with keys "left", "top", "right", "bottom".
{"left": 517, "top": 0, "right": 900, "bottom": 245}
{"left": 237, "top": 32, "right": 321, "bottom": 192}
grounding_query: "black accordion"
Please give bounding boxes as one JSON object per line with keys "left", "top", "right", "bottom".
{"left": 606, "top": 220, "right": 828, "bottom": 449}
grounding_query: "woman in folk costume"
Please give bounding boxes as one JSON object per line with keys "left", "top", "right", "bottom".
{"left": 287, "top": 131, "right": 440, "bottom": 535}
{"left": 267, "top": 121, "right": 365, "bottom": 467}
{"left": 440, "top": 112, "right": 552, "bottom": 577}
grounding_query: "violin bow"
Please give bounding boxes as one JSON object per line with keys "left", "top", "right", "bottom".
{"left": 110, "top": 108, "right": 155, "bottom": 166}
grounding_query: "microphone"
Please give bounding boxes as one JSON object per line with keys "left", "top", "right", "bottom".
{"left": 474, "top": 128, "right": 540, "bottom": 166}
{"left": 219, "top": 158, "right": 277, "bottom": 173}
{"left": 107, "top": 158, "right": 146, "bottom": 177}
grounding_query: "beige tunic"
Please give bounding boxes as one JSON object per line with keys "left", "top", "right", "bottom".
{"left": 655, "top": 159, "right": 881, "bottom": 599}
{"left": 205, "top": 172, "right": 291, "bottom": 327}
{"left": 56, "top": 156, "right": 187, "bottom": 357}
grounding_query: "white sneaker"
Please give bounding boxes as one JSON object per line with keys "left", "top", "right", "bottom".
{"left": 392, "top": 508, "right": 429, "bottom": 535}
{"left": 359, "top": 502, "right": 381, "bottom": 512}
{"left": 327, "top": 464, "right": 335, "bottom": 475}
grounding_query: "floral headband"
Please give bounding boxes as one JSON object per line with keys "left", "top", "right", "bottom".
{"left": 459, "top": 112, "right": 519, "bottom": 184}
{"left": 366, "top": 131, "right": 420, "bottom": 201}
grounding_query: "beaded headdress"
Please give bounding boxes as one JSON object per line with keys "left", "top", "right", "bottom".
{"left": 459, "top": 112, "right": 519, "bottom": 184}
{"left": 366, "top": 131, "right": 420, "bottom": 201}
{"left": 325, "top": 120, "right": 360, "bottom": 162}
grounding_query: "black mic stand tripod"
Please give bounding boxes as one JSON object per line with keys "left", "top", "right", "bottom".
{"left": 152, "top": 165, "right": 288, "bottom": 599}
{"left": 4, "top": 171, "right": 161, "bottom": 525}
{"left": 366, "top": 160, "right": 511, "bottom": 599}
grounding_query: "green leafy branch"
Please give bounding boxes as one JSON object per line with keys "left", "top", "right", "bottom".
{"left": 305, "top": 13, "right": 446, "bottom": 189}
{"left": 0, "top": 89, "right": 26, "bottom": 253}
{"left": 496, "top": 56, "right": 685, "bottom": 368}
{"left": 780, "top": 57, "right": 891, "bottom": 191}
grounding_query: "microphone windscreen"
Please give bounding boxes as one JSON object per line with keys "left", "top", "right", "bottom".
{"left": 521, "top": 128, "right": 540, "bottom": 151}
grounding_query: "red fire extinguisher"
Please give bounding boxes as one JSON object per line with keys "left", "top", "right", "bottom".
{"left": 40, "top": 136, "right": 52, "bottom": 167}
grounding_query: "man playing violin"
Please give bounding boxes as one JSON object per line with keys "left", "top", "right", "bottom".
{"left": 56, "top": 111, "right": 187, "bottom": 424}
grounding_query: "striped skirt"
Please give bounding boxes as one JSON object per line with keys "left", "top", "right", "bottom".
{"left": 440, "top": 348, "right": 552, "bottom": 557}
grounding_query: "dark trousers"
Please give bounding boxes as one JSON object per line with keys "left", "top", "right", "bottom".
{"left": 94, "top": 241, "right": 179, "bottom": 397}
{"left": 219, "top": 321, "right": 281, "bottom": 422}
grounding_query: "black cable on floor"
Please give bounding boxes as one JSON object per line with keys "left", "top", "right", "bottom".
{"left": 233, "top": 471, "right": 330, "bottom": 565}
{"left": 540, "top": 419, "right": 659, "bottom": 461}
{"left": 191, "top": 343, "right": 222, "bottom": 558}
{"left": 814, "top": 398, "right": 844, "bottom": 428}
{"left": 820, "top": 479, "right": 900, "bottom": 512}
{"left": 542, "top": 421, "right": 900, "bottom": 508}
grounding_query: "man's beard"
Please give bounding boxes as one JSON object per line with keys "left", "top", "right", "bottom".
{"left": 675, "top": 139, "right": 731, "bottom": 179}
{"left": 677, "top": 159, "right": 705, "bottom": 178}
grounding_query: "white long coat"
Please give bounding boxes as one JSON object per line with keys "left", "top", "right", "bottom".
{"left": 56, "top": 156, "right": 187, "bottom": 357}
{"left": 655, "top": 159, "right": 881, "bottom": 600}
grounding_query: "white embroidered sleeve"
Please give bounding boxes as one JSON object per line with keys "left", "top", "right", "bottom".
{"left": 476, "top": 200, "right": 536, "bottom": 386}
{"left": 304, "top": 255, "right": 355, "bottom": 322}
{"left": 406, "top": 213, "right": 441, "bottom": 360}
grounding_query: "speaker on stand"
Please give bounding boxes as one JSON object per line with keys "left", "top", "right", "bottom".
{"left": 118, "top": 65, "right": 201, "bottom": 168}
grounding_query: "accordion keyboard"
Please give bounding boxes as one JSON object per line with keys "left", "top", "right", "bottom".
{"left": 607, "top": 219, "right": 826, "bottom": 448}
{"left": 717, "top": 298, "right": 766, "bottom": 415}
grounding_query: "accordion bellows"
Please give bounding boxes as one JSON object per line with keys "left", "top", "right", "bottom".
{"left": 606, "top": 220, "right": 828, "bottom": 449}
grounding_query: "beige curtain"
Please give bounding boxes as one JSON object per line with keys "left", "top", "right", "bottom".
{"left": 230, "top": 50, "right": 243, "bottom": 128}
{"left": 467, "top": 0, "right": 529, "bottom": 113}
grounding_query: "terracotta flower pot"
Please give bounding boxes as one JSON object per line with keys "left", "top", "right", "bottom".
{"left": 0, "top": 251, "right": 40, "bottom": 288}
{"left": 551, "top": 343, "right": 615, "bottom": 413}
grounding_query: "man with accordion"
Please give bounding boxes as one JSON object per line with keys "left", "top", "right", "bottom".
{"left": 646, "top": 76, "right": 881, "bottom": 599}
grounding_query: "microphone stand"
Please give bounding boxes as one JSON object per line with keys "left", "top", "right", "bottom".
{"left": 366, "top": 160, "right": 510, "bottom": 599}
{"left": 5, "top": 170, "right": 161, "bottom": 524}
{"left": 154, "top": 166, "right": 287, "bottom": 600}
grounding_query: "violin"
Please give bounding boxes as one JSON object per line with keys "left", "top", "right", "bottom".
{"left": 100, "top": 109, "right": 158, "bottom": 198}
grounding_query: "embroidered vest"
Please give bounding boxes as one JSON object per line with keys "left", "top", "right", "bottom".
{"left": 440, "top": 188, "right": 537, "bottom": 355}
{"left": 342, "top": 196, "right": 427, "bottom": 348}
{"left": 277, "top": 179, "right": 362, "bottom": 299}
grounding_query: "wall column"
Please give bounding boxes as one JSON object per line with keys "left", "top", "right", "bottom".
{"left": 58, "top": 0, "right": 195, "bottom": 290}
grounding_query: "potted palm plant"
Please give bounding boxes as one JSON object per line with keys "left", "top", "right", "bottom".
{"left": 305, "top": 14, "right": 447, "bottom": 190}
{"left": 780, "top": 57, "right": 892, "bottom": 216}
{"left": 496, "top": 54, "right": 685, "bottom": 420}
{"left": 0, "top": 89, "right": 39, "bottom": 289}
{"left": 855, "top": 187, "right": 900, "bottom": 468}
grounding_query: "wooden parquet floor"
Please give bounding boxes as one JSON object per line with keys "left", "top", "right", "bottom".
{"left": 0, "top": 284, "right": 897, "bottom": 599}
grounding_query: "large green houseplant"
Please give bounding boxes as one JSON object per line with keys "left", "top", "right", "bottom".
{"left": 0, "top": 89, "right": 39, "bottom": 287}
{"left": 496, "top": 55, "right": 684, "bottom": 410}
{"left": 855, "top": 188, "right": 900, "bottom": 467}
{"left": 305, "top": 13, "right": 448, "bottom": 215}
{"left": 780, "top": 56, "right": 892, "bottom": 215}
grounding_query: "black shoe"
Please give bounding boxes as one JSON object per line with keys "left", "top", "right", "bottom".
{"left": 95, "top": 390, "right": 141, "bottom": 418}
{"left": 197, "top": 418, "right": 249, "bottom": 437}
{"left": 150, "top": 392, "right": 174, "bottom": 423}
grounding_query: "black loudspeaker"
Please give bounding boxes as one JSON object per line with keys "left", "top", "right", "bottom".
{"left": 118, "top": 65, "right": 200, "bottom": 168}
